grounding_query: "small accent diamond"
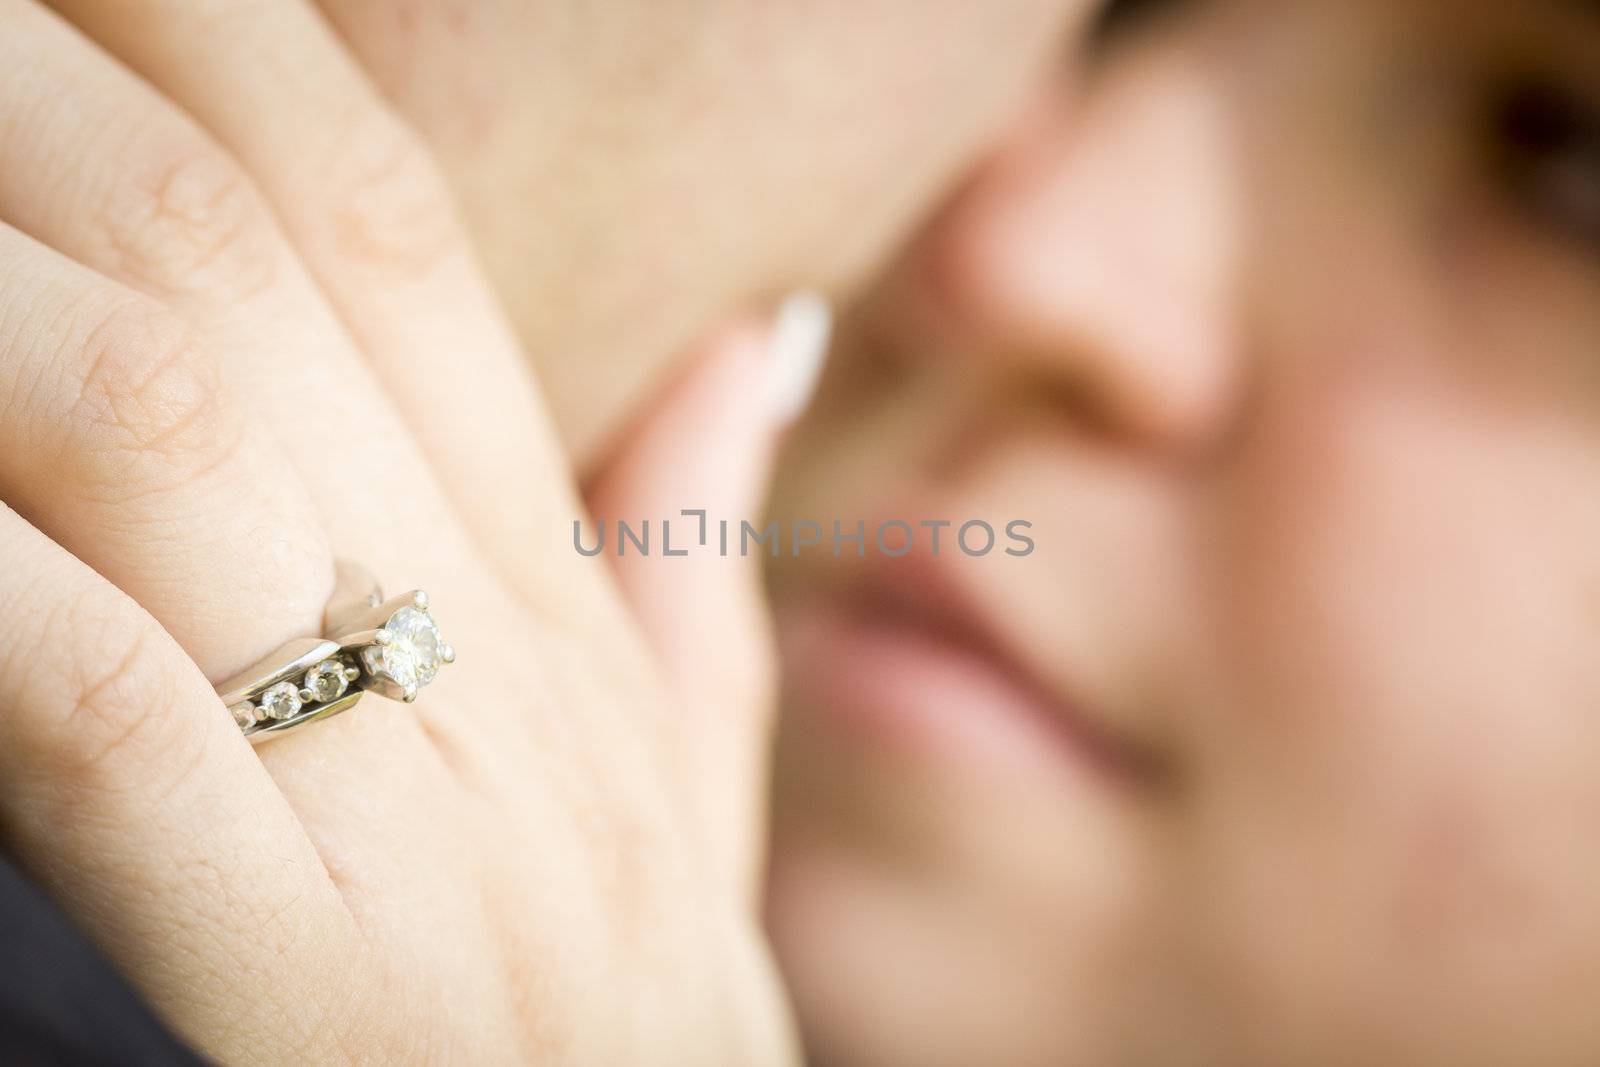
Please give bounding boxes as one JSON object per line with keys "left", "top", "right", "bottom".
{"left": 259, "top": 681, "right": 303, "bottom": 721}
{"left": 303, "top": 659, "right": 350, "bottom": 703}
{"left": 229, "top": 701, "right": 257, "bottom": 729}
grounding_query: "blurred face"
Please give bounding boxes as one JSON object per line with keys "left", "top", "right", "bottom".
{"left": 766, "top": 1, "right": 1600, "bottom": 1064}
{"left": 315, "top": 0, "right": 1093, "bottom": 465}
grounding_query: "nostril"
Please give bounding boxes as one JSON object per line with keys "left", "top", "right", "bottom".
{"left": 984, "top": 323, "right": 1240, "bottom": 463}
{"left": 1075, "top": 328, "right": 1241, "bottom": 458}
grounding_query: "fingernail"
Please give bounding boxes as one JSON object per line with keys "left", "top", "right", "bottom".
{"left": 766, "top": 289, "right": 833, "bottom": 421}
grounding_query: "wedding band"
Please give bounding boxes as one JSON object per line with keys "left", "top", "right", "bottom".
{"left": 215, "top": 561, "right": 455, "bottom": 743}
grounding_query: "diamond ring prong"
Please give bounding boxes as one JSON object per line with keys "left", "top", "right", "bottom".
{"left": 373, "top": 629, "right": 393, "bottom": 646}
{"left": 413, "top": 591, "right": 429, "bottom": 611}
{"left": 440, "top": 644, "right": 456, "bottom": 664}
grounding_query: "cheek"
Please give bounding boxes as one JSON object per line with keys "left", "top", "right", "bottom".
{"left": 1178, "top": 378, "right": 1600, "bottom": 1058}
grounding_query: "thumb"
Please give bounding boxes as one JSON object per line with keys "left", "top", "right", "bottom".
{"left": 586, "top": 292, "right": 832, "bottom": 890}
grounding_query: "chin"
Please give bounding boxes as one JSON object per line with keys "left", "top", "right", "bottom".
{"left": 766, "top": 705, "right": 1140, "bottom": 1067}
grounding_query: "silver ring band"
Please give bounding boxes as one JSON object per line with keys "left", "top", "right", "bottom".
{"left": 216, "top": 561, "right": 455, "bottom": 743}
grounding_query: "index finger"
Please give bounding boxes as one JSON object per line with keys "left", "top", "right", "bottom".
{"left": 55, "top": 0, "right": 600, "bottom": 613}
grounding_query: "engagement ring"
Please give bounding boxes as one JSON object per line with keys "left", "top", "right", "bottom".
{"left": 214, "top": 562, "right": 455, "bottom": 742}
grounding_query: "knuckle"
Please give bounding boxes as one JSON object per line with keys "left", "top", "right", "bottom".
{"left": 324, "top": 116, "right": 463, "bottom": 279}
{"left": 4, "top": 583, "right": 193, "bottom": 781}
{"left": 97, "top": 143, "right": 280, "bottom": 304}
{"left": 61, "top": 301, "right": 241, "bottom": 496}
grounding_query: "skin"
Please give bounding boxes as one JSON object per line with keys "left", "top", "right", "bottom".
{"left": 0, "top": 0, "right": 832, "bottom": 1060}
{"left": 767, "top": 0, "right": 1600, "bottom": 1064}
{"left": 310, "top": 0, "right": 1096, "bottom": 468}
{"left": 3, "top": 0, "right": 1593, "bottom": 1064}
{"left": 0, "top": 0, "right": 1105, "bottom": 1061}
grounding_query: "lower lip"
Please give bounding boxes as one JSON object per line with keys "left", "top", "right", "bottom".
{"left": 778, "top": 599, "right": 1114, "bottom": 786}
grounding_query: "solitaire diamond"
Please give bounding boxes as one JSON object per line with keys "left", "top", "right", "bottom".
{"left": 361, "top": 603, "right": 452, "bottom": 701}
{"left": 259, "top": 682, "right": 303, "bottom": 721}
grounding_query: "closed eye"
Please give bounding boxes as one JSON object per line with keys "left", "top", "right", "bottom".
{"left": 1089, "top": 0, "right": 1198, "bottom": 48}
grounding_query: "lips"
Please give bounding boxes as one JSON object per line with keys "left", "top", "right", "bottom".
{"left": 775, "top": 534, "right": 1160, "bottom": 789}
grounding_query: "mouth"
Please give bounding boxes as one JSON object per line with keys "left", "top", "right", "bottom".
{"left": 776, "top": 543, "right": 1160, "bottom": 790}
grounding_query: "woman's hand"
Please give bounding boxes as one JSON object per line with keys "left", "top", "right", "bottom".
{"left": 0, "top": 1, "right": 816, "bottom": 1060}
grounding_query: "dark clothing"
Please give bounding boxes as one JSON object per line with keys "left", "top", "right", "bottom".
{"left": 0, "top": 853, "right": 203, "bottom": 1066}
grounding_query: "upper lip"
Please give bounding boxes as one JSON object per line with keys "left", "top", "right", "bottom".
{"left": 837, "top": 531, "right": 1167, "bottom": 785}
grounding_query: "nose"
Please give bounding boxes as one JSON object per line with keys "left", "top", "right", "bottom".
{"left": 919, "top": 54, "right": 1242, "bottom": 454}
